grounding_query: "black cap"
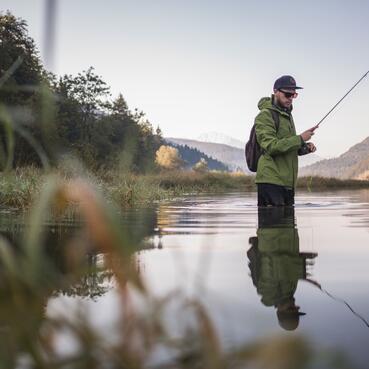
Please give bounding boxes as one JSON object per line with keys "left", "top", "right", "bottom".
{"left": 273, "top": 75, "right": 303, "bottom": 90}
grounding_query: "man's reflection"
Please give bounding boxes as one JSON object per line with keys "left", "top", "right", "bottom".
{"left": 247, "top": 207, "right": 317, "bottom": 331}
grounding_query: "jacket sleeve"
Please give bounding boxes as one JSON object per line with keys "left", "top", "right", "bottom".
{"left": 255, "top": 109, "right": 302, "bottom": 156}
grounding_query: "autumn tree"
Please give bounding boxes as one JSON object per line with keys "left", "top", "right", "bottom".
{"left": 155, "top": 145, "right": 183, "bottom": 170}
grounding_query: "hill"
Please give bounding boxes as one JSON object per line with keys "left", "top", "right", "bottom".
{"left": 167, "top": 137, "right": 322, "bottom": 173}
{"left": 167, "top": 142, "right": 229, "bottom": 171}
{"left": 197, "top": 132, "right": 244, "bottom": 149}
{"left": 167, "top": 138, "right": 248, "bottom": 172}
{"left": 300, "top": 137, "right": 369, "bottom": 179}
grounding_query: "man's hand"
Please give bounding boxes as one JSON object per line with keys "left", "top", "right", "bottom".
{"left": 298, "top": 142, "right": 316, "bottom": 155}
{"left": 300, "top": 125, "right": 318, "bottom": 141}
{"left": 306, "top": 142, "right": 316, "bottom": 153}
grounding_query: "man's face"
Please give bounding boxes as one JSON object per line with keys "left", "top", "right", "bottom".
{"left": 274, "top": 89, "right": 298, "bottom": 109}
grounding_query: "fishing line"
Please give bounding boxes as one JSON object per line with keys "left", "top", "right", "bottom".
{"left": 317, "top": 70, "right": 369, "bottom": 127}
{"left": 304, "top": 279, "right": 369, "bottom": 328}
{"left": 321, "top": 286, "right": 369, "bottom": 328}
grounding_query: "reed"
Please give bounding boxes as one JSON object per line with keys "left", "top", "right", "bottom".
{"left": 146, "top": 170, "right": 255, "bottom": 192}
{"left": 297, "top": 176, "right": 369, "bottom": 190}
{"left": 0, "top": 173, "right": 351, "bottom": 368}
{"left": 0, "top": 166, "right": 42, "bottom": 209}
{"left": 3, "top": 168, "right": 369, "bottom": 210}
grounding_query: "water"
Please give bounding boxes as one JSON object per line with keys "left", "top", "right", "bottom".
{"left": 2, "top": 190, "right": 369, "bottom": 367}
{"left": 137, "top": 190, "right": 369, "bottom": 367}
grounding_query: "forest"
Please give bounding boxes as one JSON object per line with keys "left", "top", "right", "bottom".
{"left": 0, "top": 11, "right": 165, "bottom": 172}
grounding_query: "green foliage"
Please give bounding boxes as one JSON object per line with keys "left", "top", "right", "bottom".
{"left": 0, "top": 11, "right": 163, "bottom": 172}
{"left": 54, "top": 68, "right": 163, "bottom": 171}
{"left": 0, "top": 166, "right": 41, "bottom": 208}
{"left": 151, "top": 170, "right": 255, "bottom": 192}
{"left": 5, "top": 168, "right": 369, "bottom": 210}
{"left": 0, "top": 11, "right": 53, "bottom": 169}
{"left": 297, "top": 176, "right": 369, "bottom": 189}
{"left": 0, "top": 167, "right": 254, "bottom": 209}
{"left": 0, "top": 11, "right": 45, "bottom": 106}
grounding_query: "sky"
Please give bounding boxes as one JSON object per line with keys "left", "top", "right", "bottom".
{"left": 1, "top": 0, "right": 369, "bottom": 158}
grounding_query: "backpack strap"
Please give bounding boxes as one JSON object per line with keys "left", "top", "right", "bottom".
{"left": 269, "top": 109, "right": 280, "bottom": 131}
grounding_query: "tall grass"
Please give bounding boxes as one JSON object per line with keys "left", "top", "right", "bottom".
{"left": 3, "top": 168, "right": 369, "bottom": 210}
{"left": 0, "top": 173, "right": 353, "bottom": 368}
{"left": 297, "top": 176, "right": 369, "bottom": 190}
{"left": 0, "top": 166, "right": 42, "bottom": 209}
{"left": 0, "top": 167, "right": 256, "bottom": 210}
{"left": 147, "top": 170, "right": 255, "bottom": 192}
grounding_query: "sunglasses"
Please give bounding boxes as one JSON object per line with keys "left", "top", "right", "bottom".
{"left": 279, "top": 89, "right": 298, "bottom": 99}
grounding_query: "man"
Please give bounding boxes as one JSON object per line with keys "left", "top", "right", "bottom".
{"left": 255, "top": 75, "right": 317, "bottom": 206}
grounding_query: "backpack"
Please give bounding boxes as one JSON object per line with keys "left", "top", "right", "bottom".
{"left": 245, "top": 109, "right": 280, "bottom": 172}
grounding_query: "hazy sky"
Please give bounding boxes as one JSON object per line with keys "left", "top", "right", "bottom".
{"left": 2, "top": 0, "right": 369, "bottom": 157}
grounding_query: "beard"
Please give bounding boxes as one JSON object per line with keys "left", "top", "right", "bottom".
{"left": 275, "top": 94, "right": 292, "bottom": 110}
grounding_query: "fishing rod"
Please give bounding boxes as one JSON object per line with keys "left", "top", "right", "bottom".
{"left": 316, "top": 70, "right": 369, "bottom": 127}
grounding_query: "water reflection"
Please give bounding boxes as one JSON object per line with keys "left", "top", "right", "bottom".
{"left": 247, "top": 207, "right": 317, "bottom": 331}
{"left": 2, "top": 192, "right": 369, "bottom": 367}
{"left": 0, "top": 206, "right": 159, "bottom": 300}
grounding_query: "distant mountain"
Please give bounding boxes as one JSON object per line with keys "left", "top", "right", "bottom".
{"left": 167, "top": 141, "right": 229, "bottom": 171}
{"left": 299, "top": 152, "right": 323, "bottom": 168}
{"left": 167, "top": 138, "right": 248, "bottom": 172}
{"left": 300, "top": 137, "right": 369, "bottom": 179}
{"left": 167, "top": 137, "right": 322, "bottom": 173}
{"left": 197, "top": 132, "right": 244, "bottom": 149}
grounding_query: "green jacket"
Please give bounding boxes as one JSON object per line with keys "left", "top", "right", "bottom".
{"left": 255, "top": 96, "right": 303, "bottom": 188}
{"left": 256, "top": 227, "right": 304, "bottom": 307}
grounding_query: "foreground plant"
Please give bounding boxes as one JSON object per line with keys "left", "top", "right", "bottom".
{"left": 0, "top": 175, "right": 355, "bottom": 368}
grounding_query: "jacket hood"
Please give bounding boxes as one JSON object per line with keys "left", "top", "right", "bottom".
{"left": 257, "top": 95, "right": 293, "bottom": 113}
{"left": 257, "top": 96, "right": 273, "bottom": 111}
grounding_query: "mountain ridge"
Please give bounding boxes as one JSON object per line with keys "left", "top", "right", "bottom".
{"left": 167, "top": 137, "right": 322, "bottom": 172}
{"left": 166, "top": 137, "right": 247, "bottom": 172}
{"left": 197, "top": 132, "right": 244, "bottom": 149}
{"left": 300, "top": 136, "right": 369, "bottom": 179}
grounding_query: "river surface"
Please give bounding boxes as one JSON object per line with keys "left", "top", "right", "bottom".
{"left": 2, "top": 190, "right": 369, "bottom": 367}
{"left": 137, "top": 190, "right": 369, "bottom": 368}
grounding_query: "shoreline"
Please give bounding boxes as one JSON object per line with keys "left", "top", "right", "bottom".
{"left": 2, "top": 167, "right": 369, "bottom": 210}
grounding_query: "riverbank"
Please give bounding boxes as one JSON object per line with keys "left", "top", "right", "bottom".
{"left": 2, "top": 167, "right": 369, "bottom": 209}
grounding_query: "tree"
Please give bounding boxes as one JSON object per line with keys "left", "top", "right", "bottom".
{"left": 56, "top": 67, "right": 111, "bottom": 138}
{"left": 193, "top": 158, "right": 208, "bottom": 173}
{"left": 54, "top": 67, "right": 112, "bottom": 164}
{"left": 0, "top": 11, "right": 50, "bottom": 169}
{"left": 0, "top": 11, "right": 45, "bottom": 106}
{"left": 111, "top": 93, "right": 129, "bottom": 117}
{"left": 155, "top": 126, "right": 163, "bottom": 138}
{"left": 155, "top": 145, "right": 183, "bottom": 170}
{"left": 0, "top": 11, "right": 165, "bottom": 172}
{"left": 58, "top": 67, "right": 110, "bottom": 114}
